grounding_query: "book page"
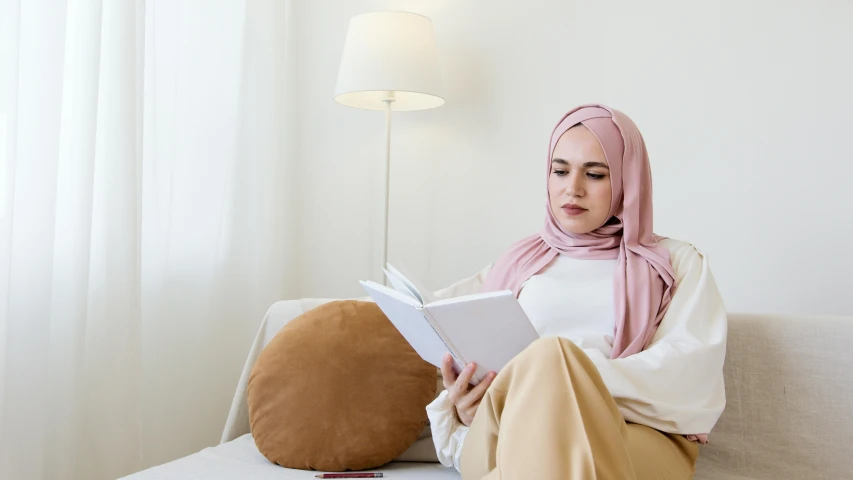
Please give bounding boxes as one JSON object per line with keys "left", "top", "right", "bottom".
{"left": 383, "top": 267, "right": 421, "bottom": 305}
{"left": 359, "top": 280, "right": 449, "bottom": 368}
{"left": 386, "top": 263, "right": 437, "bottom": 305}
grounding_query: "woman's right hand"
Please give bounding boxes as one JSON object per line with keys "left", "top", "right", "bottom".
{"left": 441, "top": 353, "right": 497, "bottom": 426}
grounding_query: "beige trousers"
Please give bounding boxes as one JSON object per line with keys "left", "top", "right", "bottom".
{"left": 461, "top": 337, "right": 698, "bottom": 480}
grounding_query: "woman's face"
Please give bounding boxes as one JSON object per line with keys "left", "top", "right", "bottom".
{"left": 548, "top": 125, "right": 613, "bottom": 234}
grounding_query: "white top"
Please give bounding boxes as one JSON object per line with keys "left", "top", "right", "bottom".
{"left": 425, "top": 238, "right": 728, "bottom": 471}
{"left": 519, "top": 255, "right": 618, "bottom": 355}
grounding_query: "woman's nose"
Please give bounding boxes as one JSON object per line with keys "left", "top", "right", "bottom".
{"left": 565, "top": 173, "right": 585, "bottom": 197}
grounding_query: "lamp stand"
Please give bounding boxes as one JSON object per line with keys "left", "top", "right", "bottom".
{"left": 380, "top": 92, "right": 395, "bottom": 285}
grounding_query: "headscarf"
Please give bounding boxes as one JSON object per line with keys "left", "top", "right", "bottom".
{"left": 481, "top": 104, "right": 675, "bottom": 359}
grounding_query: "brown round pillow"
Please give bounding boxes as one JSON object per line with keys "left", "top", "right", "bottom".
{"left": 248, "top": 300, "right": 437, "bottom": 471}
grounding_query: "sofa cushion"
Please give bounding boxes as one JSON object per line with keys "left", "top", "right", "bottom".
{"left": 119, "top": 434, "right": 459, "bottom": 480}
{"left": 247, "top": 300, "right": 438, "bottom": 471}
{"left": 694, "top": 313, "right": 853, "bottom": 479}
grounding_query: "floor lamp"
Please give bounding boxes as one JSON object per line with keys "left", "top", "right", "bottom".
{"left": 334, "top": 11, "right": 445, "bottom": 284}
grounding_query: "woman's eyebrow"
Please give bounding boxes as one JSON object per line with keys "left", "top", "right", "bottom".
{"left": 551, "top": 158, "right": 610, "bottom": 170}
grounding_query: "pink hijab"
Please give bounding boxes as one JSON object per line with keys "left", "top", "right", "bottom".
{"left": 481, "top": 104, "right": 676, "bottom": 360}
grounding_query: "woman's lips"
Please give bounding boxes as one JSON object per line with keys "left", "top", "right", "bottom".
{"left": 562, "top": 206, "right": 587, "bottom": 216}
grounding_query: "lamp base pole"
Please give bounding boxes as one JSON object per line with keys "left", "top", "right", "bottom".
{"left": 380, "top": 93, "right": 394, "bottom": 285}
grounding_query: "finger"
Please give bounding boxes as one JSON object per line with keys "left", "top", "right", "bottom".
{"left": 440, "top": 353, "right": 456, "bottom": 389}
{"left": 457, "top": 372, "right": 494, "bottom": 409}
{"left": 466, "top": 371, "right": 496, "bottom": 401}
{"left": 454, "top": 362, "right": 477, "bottom": 392}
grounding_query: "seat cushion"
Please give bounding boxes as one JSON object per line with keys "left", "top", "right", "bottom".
{"left": 119, "top": 434, "right": 460, "bottom": 479}
{"left": 248, "top": 300, "right": 438, "bottom": 471}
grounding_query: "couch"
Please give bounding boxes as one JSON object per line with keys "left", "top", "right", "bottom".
{"left": 121, "top": 298, "right": 853, "bottom": 479}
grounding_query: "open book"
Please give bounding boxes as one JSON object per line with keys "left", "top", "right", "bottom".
{"left": 359, "top": 264, "right": 540, "bottom": 385}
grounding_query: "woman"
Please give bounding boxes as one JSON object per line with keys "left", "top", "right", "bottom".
{"left": 427, "top": 104, "right": 727, "bottom": 480}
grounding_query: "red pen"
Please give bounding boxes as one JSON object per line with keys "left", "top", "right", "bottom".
{"left": 315, "top": 474, "right": 383, "bottom": 479}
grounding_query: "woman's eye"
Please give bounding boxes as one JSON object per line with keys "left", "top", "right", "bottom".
{"left": 552, "top": 169, "right": 605, "bottom": 179}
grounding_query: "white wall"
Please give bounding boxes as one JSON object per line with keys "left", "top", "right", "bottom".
{"left": 290, "top": 0, "right": 853, "bottom": 316}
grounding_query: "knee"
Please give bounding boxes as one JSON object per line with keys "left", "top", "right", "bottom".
{"left": 524, "top": 336, "right": 562, "bottom": 356}
{"left": 495, "top": 337, "right": 579, "bottom": 386}
{"left": 521, "top": 336, "right": 582, "bottom": 360}
{"left": 491, "top": 337, "right": 596, "bottom": 393}
{"left": 507, "top": 336, "right": 592, "bottom": 377}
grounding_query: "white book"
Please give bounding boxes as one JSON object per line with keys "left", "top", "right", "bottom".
{"left": 359, "top": 264, "right": 540, "bottom": 385}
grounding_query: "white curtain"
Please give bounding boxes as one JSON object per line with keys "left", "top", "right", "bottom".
{"left": 0, "top": 1, "right": 297, "bottom": 479}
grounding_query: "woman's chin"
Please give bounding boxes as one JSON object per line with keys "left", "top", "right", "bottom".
{"left": 559, "top": 220, "right": 596, "bottom": 235}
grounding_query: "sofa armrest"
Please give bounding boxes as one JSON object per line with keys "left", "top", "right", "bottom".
{"left": 220, "top": 298, "right": 338, "bottom": 443}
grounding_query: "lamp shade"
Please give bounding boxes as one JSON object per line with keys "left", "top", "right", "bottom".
{"left": 334, "top": 11, "right": 444, "bottom": 111}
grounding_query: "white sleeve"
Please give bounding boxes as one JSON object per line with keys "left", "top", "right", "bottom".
{"left": 425, "top": 264, "right": 492, "bottom": 471}
{"left": 583, "top": 242, "right": 727, "bottom": 435}
{"left": 426, "top": 390, "right": 469, "bottom": 470}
